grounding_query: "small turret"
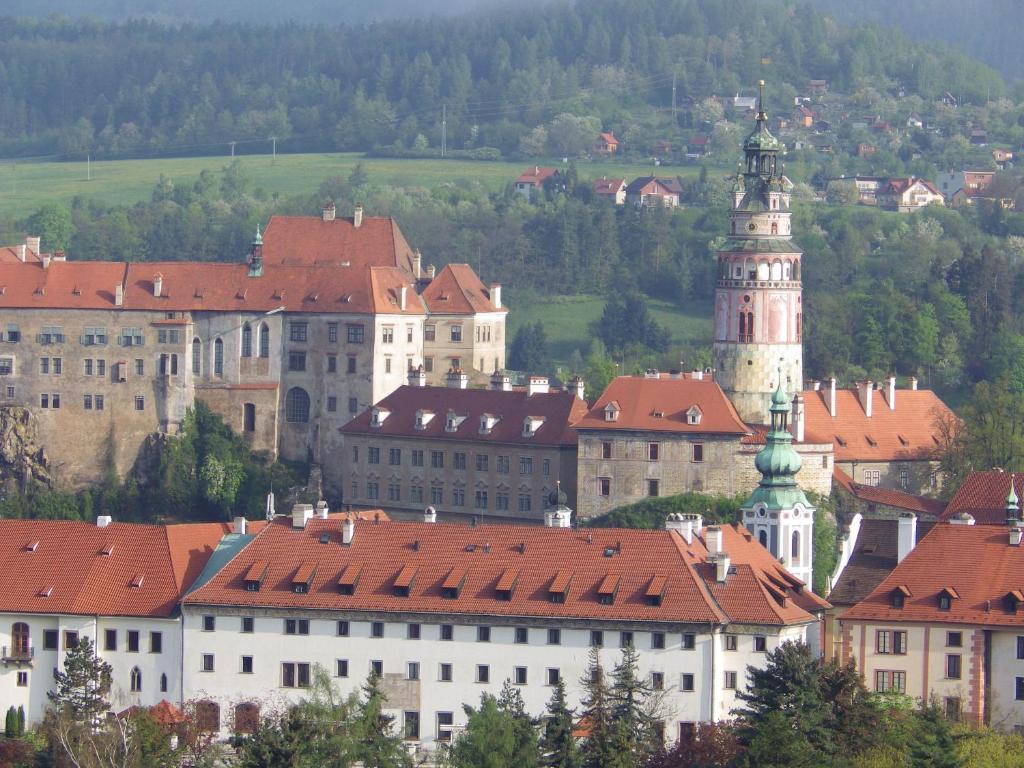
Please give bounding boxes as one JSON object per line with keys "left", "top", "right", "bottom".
{"left": 248, "top": 224, "right": 264, "bottom": 278}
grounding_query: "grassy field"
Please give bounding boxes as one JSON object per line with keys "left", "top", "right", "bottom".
{"left": 0, "top": 152, "right": 712, "bottom": 219}
{"left": 508, "top": 293, "right": 713, "bottom": 366}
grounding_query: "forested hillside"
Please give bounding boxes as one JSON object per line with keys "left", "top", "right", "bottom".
{"left": 808, "top": 0, "right": 1024, "bottom": 81}
{"left": 0, "top": 0, "right": 1004, "bottom": 159}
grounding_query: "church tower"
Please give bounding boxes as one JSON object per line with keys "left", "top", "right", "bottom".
{"left": 713, "top": 81, "right": 803, "bottom": 424}
{"left": 741, "top": 378, "right": 815, "bottom": 586}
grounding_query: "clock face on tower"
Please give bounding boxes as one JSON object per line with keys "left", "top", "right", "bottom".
{"left": 747, "top": 222, "right": 757, "bottom": 232}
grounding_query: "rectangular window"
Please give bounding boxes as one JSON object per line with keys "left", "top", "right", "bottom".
{"left": 411, "top": 485, "right": 424, "bottom": 503}
{"left": 368, "top": 447, "right": 380, "bottom": 465}
{"left": 134, "top": 395, "right": 145, "bottom": 411}
{"left": 519, "top": 456, "right": 533, "bottom": 475}
{"left": 384, "top": 357, "right": 392, "bottom": 373}
{"left": 346, "top": 356, "right": 357, "bottom": 374}
{"left": 407, "top": 623, "right": 421, "bottom": 640}
{"left": 725, "top": 634, "right": 738, "bottom": 651}
{"left": 682, "top": 633, "right": 696, "bottom": 650}
{"left": 894, "top": 631, "right": 907, "bottom": 655}
{"left": 371, "top": 660, "right": 383, "bottom": 677}
{"left": 515, "top": 627, "right": 529, "bottom": 644}
{"left": 514, "top": 666, "right": 527, "bottom": 685}
{"left": 336, "top": 659, "right": 349, "bottom": 677}
{"left": 1017, "top": 677, "right": 1024, "bottom": 701}
{"left": 454, "top": 452, "right": 467, "bottom": 470}
{"left": 477, "top": 626, "right": 491, "bottom": 643}
{"left": 476, "top": 454, "right": 489, "bottom": 472}
{"left": 241, "top": 656, "right": 253, "bottom": 674}
{"left": 327, "top": 396, "right": 337, "bottom": 412}
{"left": 95, "top": 395, "right": 104, "bottom": 411}
{"left": 451, "top": 326, "right": 463, "bottom": 342}
{"left": 202, "top": 654, "right": 214, "bottom": 672}
{"left": 52, "top": 358, "right": 61, "bottom": 374}
{"left": 16, "top": 672, "right": 26, "bottom": 687}
{"left": 242, "top": 617, "right": 255, "bottom": 633}
{"left": 83, "top": 393, "right": 93, "bottom": 412}
{"left": 202, "top": 615, "right": 215, "bottom": 632}
{"left": 431, "top": 486, "right": 443, "bottom": 505}
{"left": 648, "top": 479, "right": 660, "bottom": 497}
{"left": 135, "top": 358, "right": 144, "bottom": 376}
{"left": 150, "top": 631, "right": 162, "bottom": 653}
{"left": 548, "top": 628, "right": 561, "bottom": 645}
{"left": 602, "top": 441, "right": 612, "bottom": 459}
{"left": 403, "top": 711, "right": 420, "bottom": 740}
{"left": 337, "top": 621, "right": 350, "bottom": 637}
{"left": 407, "top": 662, "right": 420, "bottom": 681}
{"left": 440, "top": 624, "right": 454, "bottom": 641}
{"left": 381, "top": 327, "right": 394, "bottom": 344}
{"left": 346, "top": 324, "right": 364, "bottom": 344}
{"left": 64, "top": 631, "right": 79, "bottom": 649}
{"left": 591, "top": 630, "right": 604, "bottom": 647}
{"left": 476, "top": 664, "right": 489, "bottom": 683}
{"left": 947, "top": 632, "right": 962, "bottom": 648}
{"left": 327, "top": 355, "right": 337, "bottom": 373}
{"left": 431, "top": 451, "right": 444, "bottom": 469}
{"left": 40, "top": 358, "right": 49, "bottom": 375}
{"left": 289, "top": 323, "right": 308, "bottom": 342}
{"left": 40, "top": 393, "right": 48, "bottom": 409}
{"left": 84, "top": 359, "right": 93, "bottom": 376}
{"left": 348, "top": 397, "right": 358, "bottom": 414}
{"left": 288, "top": 351, "right": 306, "bottom": 371}
{"left": 621, "top": 631, "right": 634, "bottom": 648}
{"left": 327, "top": 322, "right": 339, "bottom": 343}
{"left": 424, "top": 357, "right": 433, "bottom": 372}
{"left": 547, "top": 668, "right": 561, "bottom": 686}
{"left": 876, "top": 630, "right": 891, "bottom": 654}
{"left": 648, "top": 442, "right": 660, "bottom": 461}
{"left": 388, "top": 484, "right": 401, "bottom": 503}
{"left": 43, "top": 629, "right": 58, "bottom": 650}
{"left": 372, "top": 622, "right": 384, "bottom": 638}
{"left": 651, "top": 671, "right": 664, "bottom": 690}
{"left": 440, "top": 662, "right": 453, "bottom": 682}
{"left": 284, "top": 618, "right": 310, "bottom": 635}
{"left": 724, "top": 671, "right": 737, "bottom": 689}
{"left": 692, "top": 444, "right": 704, "bottom": 463}
{"left": 681, "top": 673, "right": 695, "bottom": 691}
{"left": 424, "top": 325, "right": 436, "bottom": 342}
{"left": 599, "top": 477, "right": 611, "bottom": 496}
{"left": 127, "top": 630, "right": 139, "bottom": 653}
{"left": 754, "top": 636, "right": 767, "bottom": 652}
{"left": 946, "top": 654, "right": 962, "bottom": 680}
{"left": 389, "top": 448, "right": 401, "bottom": 466}
{"left": 104, "top": 629, "right": 117, "bottom": 651}
{"left": 452, "top": 488, "right": 464, "bottom": 507}
{"left": 412, "top": 450, "right": 424, "bottom": 467}
{"left": 652, "top": 632, "right": 666, "bottom": 650}
{"left": 474, "top": 490, "right": 488, "bottom": 510}
{"left": 496, "top": 492, "right": 509, "bottom": 511}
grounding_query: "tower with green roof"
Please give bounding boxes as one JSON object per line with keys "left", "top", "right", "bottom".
{"left": 713, "top": 81, "right": 803, "bottom": 424}
{"left": 741, "top": 375, "right": 815, "bottom": 586}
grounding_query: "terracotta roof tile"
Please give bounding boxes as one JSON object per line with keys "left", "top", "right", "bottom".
{"left": 576, "top": 374, "right": 749, "bottom": 435}
{"left": 420, "top": 264, "right": 504, "bottom": 315}
{"left": 261, "top": 215, "right": 416, "bottom": 272}
{"left": 515, "top": 167, "right": 559, "bottom": 186}
{"left": 834, "top": 469, "right": 946, "bottom": 517}
{"left": 942, "top": 471, "right": 1024, "bottom": 524}
{"left": 593, "top": 178, "right": 626, "bottom": 195}
{"left": 844, "top": 523, "right": 1024, "bottom": 627}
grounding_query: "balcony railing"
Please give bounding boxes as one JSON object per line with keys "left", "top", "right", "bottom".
{"left": 2, "top": 645, "right": 34, "bottom": 664}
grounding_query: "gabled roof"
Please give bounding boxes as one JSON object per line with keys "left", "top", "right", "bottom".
{"left": 261, "top": 214, "right": 417, "bottom": 273}
{"left": 515, "top": 167, "right": 559, "bottom": 186}
{"left": 833, "top": 469, "right": 946, "bottom": 517}
{"left": 593, "top": 178, "right": 626, "bottom": 195}
{"left": 625, "top": 177, "right": 684, "bottom": 196}
{"left": 801, "top": 387, "right": 953, "bottom": 462}
{"left": 844, "top": 523, "right": 1024, "bottom": 628}
{"left": 341, "top": 384, "right": 587, "bottom": 447}
{"left": 942, "top": 471, "right": 1024, "bottom": 524}
{"left": 420, "top": 264, "right": 505, "bottom": 315}
{"left": 576, "top": 374, "right": 749, "bottom": 436}
{"left": 184, "top": 517, "right": 825, "bottom": 627}
{"left": 0, "top": 520, "right": 228, "bottom": 618}
{"left": 828, "top": 517, "right": 933, "bottom": 607}
{"left": 597, "top": 132, "right": 618, "bottom": 145}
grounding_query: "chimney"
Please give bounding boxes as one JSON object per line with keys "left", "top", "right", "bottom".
{"left": 715, "top": 554, "right": 731, "bottom": 583}
{"left": 490, "top": 371, "right": 512, "bottom": 391}
{"left": 15, "top": 244, "right": 25, "bottom": 262}
{"left": 424, "top": 506, "right": 437, "bottom": 523}
{"left": 42, "top": 254, "right": 51, "bottom": 269}
{"left": 683, "top": 513, "right": 704, "bottom": 539}
{"left": 950, "top": 512, "right": 976, "bottom": 526}
{"left": 316, "top": 500, "right": 329, "bottom": 519}
{"left": 266, "top": 491, "right": 276, "bottom": 519}
{"left": 26, "top": 236, "right": 40, "bottom": 255}
{"left": 413, "top": 250, "right": 422, "bottom": 279}
{"left": 233, "top": 516, "right": 248, "bottom": 535}
{"left": 856, "top": 380, "right": 873, "bottom": 418}
{"left": 665, "top": 513, "right": 693, "bottom": 544}
{"left": 527, "top": 376, "right": 549, "bottom": 396}
{"left": 490, "top": 284, "right": 502, "bottom": 309}
{"left": 53, "top": 250, "right": 66, "bottom": 262}
{"left": 792, "top": 393, "right": 805, "bottom": 442}
{"left": 571, "top": 375, "right": 585, "bottom": 400}
{"left": 96, "top": 515, "right": 113, "bottom": 528}
{"left": 322, "top": 200, "right": 336, "bottom": 221}
{"left": 896, "top": 512, "right": 917, "bottom": 563}
{"left": 427, "top": 264, "right": 436, "bottom": 279}
{"left": 884, "top": 376, "right": 896, "bottom": 410}
{"left": 153, "top": 273, "right": 163, "bottom": 298}
{"left": 399, "top": 285, "right": 408, "bottom": 312}
{"left": 114, "top": 284, "right": 124, "bottom": 307}
{"left": 909, "top": 376, "right": 918, "bottom": 391}
{"left": 291, "top": 503, "right": 314, "bottom": 529}
{"left": 1011, "top": 523, "right": 1023, "bottom": 547}
{"left": 828, "top": 377, "right": 837, "bottom": 417}
{"left": 811, "top": 380, "right": 821, "bottom": 391}
{"left": 408, "top": 365, "right": 427, "bottom": 387}
{"left": 705, "top": 525, "right": 723, "bottom": 556}
{"left": 545, "top": 509, "right": 571, "bottom": 528}
{"left": 353, "top": 203, "right": 364, "bottom": 228}
{"left": 446, "top": 368, "right": 468, "bottom": 389}
{"left": 342, "top": 517, "right": 355, "bottom": 545}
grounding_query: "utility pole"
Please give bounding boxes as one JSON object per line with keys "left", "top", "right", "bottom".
{"left": 441, "top": 105, "right": 447, "bottom": 158}
{"left": 671, "top": 69, "right": 677, "bottom": 120}
{"left": 86, "top": 153, "right": 91, "bottom": 182}
{"left": 270, "top": 136, "right": 277, "bottom": 163}
{"left": 229, "top": 141, "right": 236, "bottom": 158}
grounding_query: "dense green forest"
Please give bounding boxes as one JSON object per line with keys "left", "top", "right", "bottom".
{"left": 0, "top": 0, "right": 1006, "bottom": 160}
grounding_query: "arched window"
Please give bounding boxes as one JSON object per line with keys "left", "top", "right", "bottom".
{"left": 195, "top": 700, "right": 220, "bottom": 732}
{"left": 160, "top": 673, "right": 168, "bottom": 692}
{"left": 214, "top": 338, "right": 224, "bottom": 377}
{"left": 756, "top": 261, "right": 770, "bottom": 281}
{"left": 794, "top": 261, "right": 801, "bottom": 281}
{"left": 241, "top": 324, "right": 252, "bottom": 358}
{"left": 192, "top": 338, "right": 201, "bottom": 375}
{"left": 130, "top": 667, "right": 142, "bottom": 693}
{"left": 243, "top": 403, "right": 256, "bottom": 433}
{"left": 745, "top": 259, "right": 756, "bottom": 280}
{"left": 739, "top": 311, "right": 754, "bottom": 343}
{"left": 791, "top": 530, "right": 801, "bottom": 563}
{"left": 771, "top": 221, "right": 779, "bottom": 234}
{"left": 259, "top": 323, "right": 270, "bottom": 359}
{"left": 11, "top": 622, "right": 29, "bottom": 656}
{"left": 783, "top": 261, "right": 791, "bottom": 280}
{"left": 770, "top": 261, "right": 782, "bottom": 281}
{"left": 234, "top": 702, "right": 260, "bottom": 735}
{"left": 286, "top": 388, "right": 310, "bottom": 423}
{"left": 759, "top": 530, "right": 768, "bottom": 548}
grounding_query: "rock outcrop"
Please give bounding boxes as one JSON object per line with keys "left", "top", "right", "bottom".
{"left": 0, "top": 406, "right": 51, "bottom": 488}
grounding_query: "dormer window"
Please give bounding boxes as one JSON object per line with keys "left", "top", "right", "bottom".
{"left": 1006, "top": 590, "right": 1024, "bottom": 614}
{"left": 597, "top": 574, "right": 620, "bottom": 605}
{"left": 479, "top": 413, "right": 499, "bottom": 434}
{"left": 442, "top": 568, "right": 467, "bottom": 599}
{"left": 686, "top": 406, "right": 703, "bottom": 425}
{"left": 337, "top": 564, "right": 361, "bottom": 595}
{"left": 292, "top": 562, "right": 316, "bottom": 594}
{"left": 549, "top": 571, "right": 572, "bottom": 604}
{"left": 523, "top": 416, "right": 545, "bottom": 437}
{"left": 445, "top": 410, "right": 466, "bottom": 433}
{"left": 495, "top": 569, "right": 518, "bottom": 601}
{"left": 891, "top": 585, "right": 910, "bottom": 609}
{"left": 645, "top": 575, "right": 667, "bottom": 606}
{"left": 371, "top": 408, "right": 390, "bottom": 427}
{"left": 393, "top": 564, "right": 418, "bottom": 597}
{"left": 938, "top": 587, "right": 959, "bottom": 611}
{"left": 604, "top": 402, "right": 620, "bottom": 422}
{"left": 414, "top": 410, "right": 434, "bottom": 430}
{"left": 243, "top": 561, "right": 268, "bottom": 593}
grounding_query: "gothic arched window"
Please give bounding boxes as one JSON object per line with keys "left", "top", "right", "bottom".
{"left": 241, "top": 324, "right": 253, "bottom": 358}
{"left": 192, "top": 338, "right": 201, "bottom": 375}
{"left": 130, "top": 667, "right": 142, "bottom": 692}
{"left": 259, "top": 323, "right": 270, "bottom": 358}
{"left": 286, "top": 388, "right": 310, "bottom": 423}
{"left": 214, "top": 338, "right": 224, "bottom": 377}
{"left": 791, "top": 530, "right": 801, "bottom": 563}
{"left": 758, "top": 530, "right": 768, "bottom": 548}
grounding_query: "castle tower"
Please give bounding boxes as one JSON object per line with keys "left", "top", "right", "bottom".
{"left": 713, "top": 81, "right": 803, "bottom": 424}
{"left": 741, "top": 377, "right": 815, "bottom": 586}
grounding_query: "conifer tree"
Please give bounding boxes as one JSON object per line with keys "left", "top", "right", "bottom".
{"left": 609, "top": 644, "right": 659, "bottom": 764}
{"left": 910, "top": 701, "right": 963, "bottom": 768}
{"left": 579, "top": 646, "right": 615, "bottom": 768}
{"left": 4, "top": 706, "right": 16, "bottom": 738}
{"left": 48, "top": 636, "right": 112, "bottom": 722}
{"left": 354, "top": 671, "right": 411, "bottom": 768}
{"left": 497, "top": 679, "right": 540, "bottom": 768}
{"left": 15, "top": 706, "right": 23, "bottom": 737}
{"left": 539, "top": 677, "right": 579, "bottom": 768}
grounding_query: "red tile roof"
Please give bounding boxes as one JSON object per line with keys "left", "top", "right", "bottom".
{"left": 941, "top": 470, "right": 1023, "bottom": 524}
{"left": 593, "top": 178, "right": 626, "bottom": 195}
{"left": 340, "top": 384, "right": 588, "bottom": 447}
{"left": 843, "top": 523, "right": 1024, "bottom": 627}
{"left": 515, "top": 167, "right": 559, "bottom": 186}
{"left": 0, "top": 520, "right": 227, "bottom": 617}
{"left": 184, "top": 517, "right": 826, "bottom": 626}
{"left": 833, "top": 469, "right": 946, "bottom": 517}
{"left": 576, "top": 374, "right": 749, "bottom": 436}
{"left": 597, "top": 132, "right": 618, "bottom": 146}
{"left": 802, "top": 387, "right": 953, "bottom": 462}
{"left": 419, "top": 264, "right": 505, "bottom": 315}
{"left": 828, "top": 517, "right": 934, "bottom": 607}
{"left": 261, "top": 214, "right": 417, "bottom": 272}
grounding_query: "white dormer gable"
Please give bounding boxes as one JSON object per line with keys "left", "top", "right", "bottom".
{"left": 414, "top": 409, "right": 434, "bottom": 430}
{"left": 445, "top": 409, "right": 467, "bottom": 433}
{"left": 479, "top": 413, "right": 500, "bottom": 434}
{"left": 686, "top": 405, "right": 703, "bottom": 425}
{"left": 522, "top": 415, "right": 546, "bottom": 437}
{"left": 371, "top": 407, "right": 390, "bottom": 427}
{"left": 604, "top": 401, "right": 621, "bottom": 422}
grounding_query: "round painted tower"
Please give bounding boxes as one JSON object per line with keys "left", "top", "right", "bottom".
{"left": 713, "top": 81, "right": 803, "bottom": 424}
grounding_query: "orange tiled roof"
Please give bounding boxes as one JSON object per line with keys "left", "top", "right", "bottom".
{"left": 843, "top": 523, "right": 1024, "bottom": 627}
{"left": 515, "top": 167, "right": 559, "bottom": 186}
{"left": 942, "top": 470, "right": 1024, "bottom": 524}
{"left": 261, "top": 214, "right": 417, "bottom": 272}
{"left": 802, "top": 387, "right": 952, "bottom": 462}
{"left": 833, "top": 468, "right": 946, "bottom": 517}
{"left": 184, "top": 517, "right": 825, "bottom": 626}
{"left": 594, "top": 178, "right": 625, "bottom": 195}
{"left": 576, "top": 374, "right": 749, "bottom": 436}
{"left": 0, "top": 520, "right": 227, "bottom": 617}
{"left": 419, "top": 263, "right": 505, "bottom": 315}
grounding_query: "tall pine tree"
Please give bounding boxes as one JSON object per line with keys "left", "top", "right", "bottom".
{"left": 579, "top": 646, "right": 615, "bottom": 768}
{"left": 48, "top": 636, "right": 112, "bottom": 722}
{"left": 539, "top": 677, "right": 579, "bottom": 768}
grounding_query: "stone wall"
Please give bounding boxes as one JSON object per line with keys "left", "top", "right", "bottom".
{"left": 838, "top": 459, "right": 941, "bottom": 497}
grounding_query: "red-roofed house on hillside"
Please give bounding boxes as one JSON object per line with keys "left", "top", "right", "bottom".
{"left": 593, "top": 131, "right": 619, "bottom": 155}
{"left": 181, "top": 512, "right": 828, "bottom": 745}
{"left": 0, "top": 517, "right": 231, "bottom": 726}
{"left": 799, "top": 377, "right": 953, "bottom": 495}
{"left": 877, "top": 177, "right": 944, "bottom": 212}
{"left": 625, "top": 177, "right": 683, "bottom": 208}
{"left": 593, "top": 177, "right": 627, "bottom": 205}
{"left": 339, "top": 370, "right": 587, "bottom": 522}
{"left": 514, "top": 166, "right": 561, "bottom": 199}
{"left": 841, "top": 518, "right": 1024, "bottom": 728}
{"left": 940, "top": 470, "right": 1024, "bottom": 525}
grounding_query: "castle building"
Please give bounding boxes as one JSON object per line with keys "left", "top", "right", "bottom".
{"left": 714, "top": 82, "right": 803, "bottom": 424}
